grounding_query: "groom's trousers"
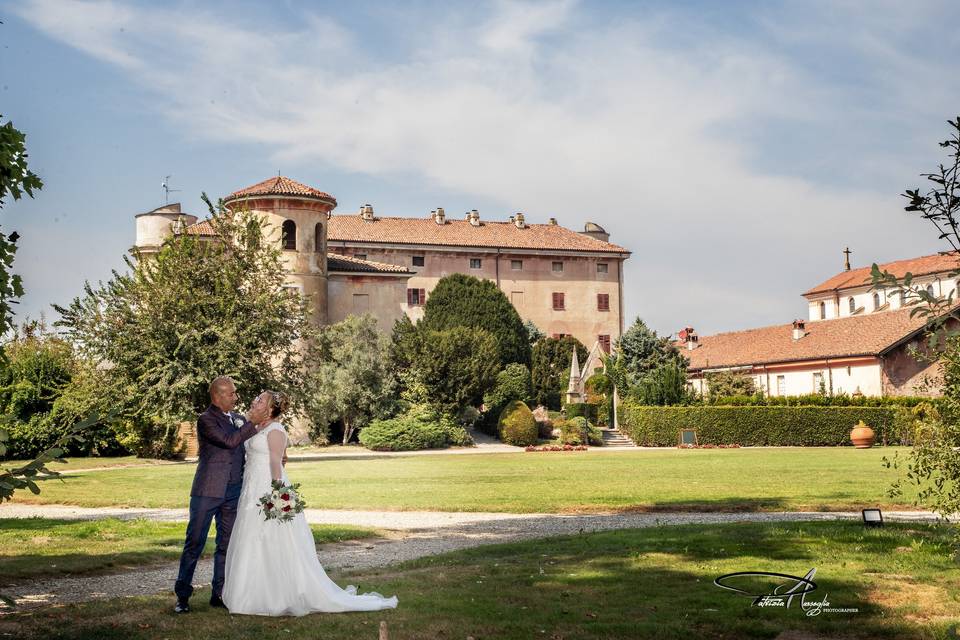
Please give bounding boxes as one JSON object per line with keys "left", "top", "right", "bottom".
{"left": 174, "top": 481, "right": 242, "bottom": 600}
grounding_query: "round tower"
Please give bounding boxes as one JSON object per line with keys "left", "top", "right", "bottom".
{"left": 223, "top": 176, "right": 337, "bottom": 326}
{"left": 133, "top": 203, "right": 197, "bottom": 257}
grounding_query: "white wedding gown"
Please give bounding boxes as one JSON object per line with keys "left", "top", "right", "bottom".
{"left": 222, "top": 421, "right": 399, "bottom": 616}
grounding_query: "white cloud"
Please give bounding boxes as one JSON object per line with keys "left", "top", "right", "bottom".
{"left": 11, "top": 0, "right": 958, "bottom": 334}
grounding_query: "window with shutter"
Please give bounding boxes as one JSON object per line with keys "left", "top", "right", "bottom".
{"left": 597, "top": 293, "right": 610, "bottom": 311}
{"left": 598, "top": 335, "right": 610, "bottom": 353}
{"left": 552, "top": 292, "right": 565, "bottom": 310}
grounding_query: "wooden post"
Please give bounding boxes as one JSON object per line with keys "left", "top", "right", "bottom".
{"left": 379, "top": 621, "right": 389, "bottom": 639}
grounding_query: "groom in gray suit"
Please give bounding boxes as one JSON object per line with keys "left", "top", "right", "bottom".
{"left": 174, "top": 376, "right": 271, "bottom": 613}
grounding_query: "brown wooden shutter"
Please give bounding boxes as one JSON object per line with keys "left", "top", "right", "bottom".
{"left": 419, "top": 288, "right": 426, "bottom": 305}
{"left": 407, "top": 288, "right": 413, "bottom": 305}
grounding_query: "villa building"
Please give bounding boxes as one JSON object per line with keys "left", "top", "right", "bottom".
{"left": 133, "top": 176, "right": 631, "bottom": 350}
{"left": 681, "top": 251, "right": 960, "bottom": 398}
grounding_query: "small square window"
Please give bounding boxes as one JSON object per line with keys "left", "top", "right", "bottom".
{"left": 597, "top": 263, "right": 608, "bottom": 274}
{"left": 470, "top": 258, "right": 482, "bottom": 269}
{"left": 412, "top": 256, "right": 425, "bottom": 267}
{"left": 552, "top": 261, "right": 564, "bottom": 273}
{"left": 355, "top": 254, "right": 367, "bottom": 261}
{"left": 407, "top": 288, "right": 426, "bottom": 306}
{"left": 511, "top": 260, "right": 523, "bottom": 270}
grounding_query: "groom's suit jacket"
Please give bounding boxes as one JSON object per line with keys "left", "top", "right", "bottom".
{"left": 190, "top": 405, "right": 258, "bottom": 498}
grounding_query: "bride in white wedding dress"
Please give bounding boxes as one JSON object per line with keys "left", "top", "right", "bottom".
{"left": 222, "top": 391, "right": 398, "bottom": 616}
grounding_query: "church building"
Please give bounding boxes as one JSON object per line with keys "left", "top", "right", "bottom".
{"left": 681, "top": 251, "right": 960, "bottom": 398}
{"left": 133, "top": 176, "right": 631, "bottom": 349}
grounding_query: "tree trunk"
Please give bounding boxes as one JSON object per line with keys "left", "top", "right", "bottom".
{"left": 342, "top": 418, "right": 353, "bottom": 445}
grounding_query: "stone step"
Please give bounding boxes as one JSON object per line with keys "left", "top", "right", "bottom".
{"left": 600, "top": 428, "right": 637, "bottom": 447}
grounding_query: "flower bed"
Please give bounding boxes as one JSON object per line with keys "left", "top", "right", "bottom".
{"left": 676, "top": 443, "right": 741, "bottom": 449}
{"left": 524, "top": 444, "right": 589, "bottom": 452}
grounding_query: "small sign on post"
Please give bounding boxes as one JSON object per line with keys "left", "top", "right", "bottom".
{"left": 679, "top": 428, "right": 698, "bottom": 447}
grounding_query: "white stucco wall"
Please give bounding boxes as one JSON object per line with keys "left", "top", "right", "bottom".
{"left": 807, "top": 273, "right": 959, "bottom": 322}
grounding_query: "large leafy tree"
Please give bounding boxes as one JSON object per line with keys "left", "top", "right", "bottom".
{"left": 411, "top": 326, "right": 500, "bottom": 417}
{"left": 419, "top": 273, "right": 531, "bottom": 368}
{"left": 0, "top": 116, "right": 42, "bottom": 336}
{"left": 54, "top": 198, "right": 312, "bottom": 457}
{"left": 872, "top": 117, "right": 960, "bottom": 519}
{"left": 305, "top": 314, "right": 398, "bottom": 445}
{"left": 616, "top": 317, "right": 688, "bottom": 386}
{"left": 531, "top": 335, "right": 588, "bottom": 409}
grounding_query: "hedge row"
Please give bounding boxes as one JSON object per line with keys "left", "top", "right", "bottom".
{"left": 706, "top": 394, "right": 933, "bottom": 408}
{"left": 618, "top": 403, "right": 912, "bottom": 447}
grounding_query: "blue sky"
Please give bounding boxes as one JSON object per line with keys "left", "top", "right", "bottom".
{"left": 2, "top": 0, "right": 958, "bottom": 336}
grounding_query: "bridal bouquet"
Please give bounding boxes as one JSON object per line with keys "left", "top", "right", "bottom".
{"left": 258, "top": 479, "right": 307, "bottom": 522}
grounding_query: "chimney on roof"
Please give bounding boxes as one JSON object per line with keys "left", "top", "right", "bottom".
{"left": 433, "top": 207, "right": 446, "bottom": 224}
{"left": 678, "top": 326, "right": 698, "bottom": 350}
{"left": 792, "top": 319, "right": 806, "bottom": 340}
{"left": 360, "top": 203, "right": 374, "bottom": 221}
{"left": 514, "top": 212, "right": 526, "bottom": 229}
{"left": 509, "top": 214, "right": 515, "bottom": 223}
{"left": 548, "top": 217, "right": 558, "bottom": 225}
{"left": 469, "top": 210, "right": 480, "bottom": 226}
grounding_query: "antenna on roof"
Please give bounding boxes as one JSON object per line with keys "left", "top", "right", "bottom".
{"left": 161, "top": 175, "right": 181, "bottom": 205}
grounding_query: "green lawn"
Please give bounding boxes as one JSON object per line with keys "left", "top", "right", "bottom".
{"left": 1, "top": 456, "right": 178, "bottom": 472}
{"left": 0, "top": 518, "right": 382, "bottom": 581}
{"left": 2, "top": 521, "right": 957, "bottom": 639}
{"left": 15, "top": 447, "right": 922, "bottom": 513}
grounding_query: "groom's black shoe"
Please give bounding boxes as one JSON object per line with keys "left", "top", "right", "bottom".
{"left": 174, "top": 598, "right": 191, "bottom": 614}
{"left": 209, "top": 594, "right": 226, "bottom": 609}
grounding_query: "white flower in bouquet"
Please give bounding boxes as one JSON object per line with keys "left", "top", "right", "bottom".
{"left": 258, "top": 479, "right": 307, "bottom": 522}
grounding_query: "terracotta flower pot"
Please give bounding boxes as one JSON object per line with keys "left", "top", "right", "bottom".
{"left": 850, "top": 420, "right": 876, "bottom": 449}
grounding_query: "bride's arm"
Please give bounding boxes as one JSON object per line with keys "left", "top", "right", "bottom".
{"left": 267, "top": 429, "right": 286, "bottom": 482}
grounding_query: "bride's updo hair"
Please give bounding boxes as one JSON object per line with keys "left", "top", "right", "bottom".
{"left": 267, "top": 391, "right": 289, "bottom": 418}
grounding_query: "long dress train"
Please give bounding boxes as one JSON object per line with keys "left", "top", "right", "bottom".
{"left": 222, "top": 421, "right": 398, "bottom": 616}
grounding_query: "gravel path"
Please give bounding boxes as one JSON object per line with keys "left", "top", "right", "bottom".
{"left": 0, "top": 504, "right": 944, "bottom": 610}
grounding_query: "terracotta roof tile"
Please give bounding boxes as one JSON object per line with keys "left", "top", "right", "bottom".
{"left": 681, "top": 305, "right": 948, "bottom": 370}
{"left": 183, "top": 219, "right": 216, "bottom": 236}
{"left": 224, "top": 176, "right": 336, "bottom": 204}
{"left": 804, "top": 252, "right": 960, "bottom": 296}
{"left": 326, "top": 215, "right": 629, "bottom": 253}
{"left": 326, "top": 253, "right": 410, "bottom": 274}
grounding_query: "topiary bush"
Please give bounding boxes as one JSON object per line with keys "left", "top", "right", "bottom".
{"left": 498, "top": 400, "right": 538, "bottom": 446}
{"left": 558, "top": 416, "right": 604, "bottom": 446}
{"left": 360, "top": 405, "right": 473, "bottom": 451}
{"left": 618, "top": 403, "right": 906, "bottom": 446}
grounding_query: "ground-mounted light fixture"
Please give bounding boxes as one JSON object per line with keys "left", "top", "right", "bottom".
{"left": 861, "top": 508, "right": 883, "bottom": 527}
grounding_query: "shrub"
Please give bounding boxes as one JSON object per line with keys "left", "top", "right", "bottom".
{"left": 537, "top": 419, "right": 554, "bottom": 439}
{"left": 498, "top": 400, "right": 538, "bottom": 446}
{"left": 557, "top": 416, "right": 604, "bottom": 446}
{"left": 359, "top": 405, "right": 473, "bottom": 451}
{"left": 618, "top": 403, "right": 905, "bottom": 446}
{"left": 565, "top": 402, "right": 598, "bottom": 423}
{"left": 480, "top": 364, "right": 533, "bottom": 435}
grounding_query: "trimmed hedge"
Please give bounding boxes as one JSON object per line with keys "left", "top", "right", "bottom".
{"left": 707, "top": 393, "right": 934, "bottom": 408}
{"left": 618, "top": 403, "right": 911, "bottom": 447}
{"left": 360, "top": 406, "right": 473, "bottom": 451}
{"left": 498, "top": 400, "right": 538, "bottom": 446}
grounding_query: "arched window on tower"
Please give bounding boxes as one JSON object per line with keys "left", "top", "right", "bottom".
{"left": 926, "top": 283, "right": 935, "bottom": 298}
{"left": 872, "top": 292, "right": 880, "bottom": 310}
{"left": 315, "top": 223, "right": 323, "bottom": 253}
{"left": 848, "top": 297, "right": 856, "bottom": 314}
{"left": 282, "top": 220, "right": 297, "bottom": 250}
{"left": 819, "top": 301, "right": 826, "bottom": 320}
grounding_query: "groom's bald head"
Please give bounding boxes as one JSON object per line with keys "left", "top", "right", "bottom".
{"left": 210, "top": 376, "right": 238, "bottom": 412}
